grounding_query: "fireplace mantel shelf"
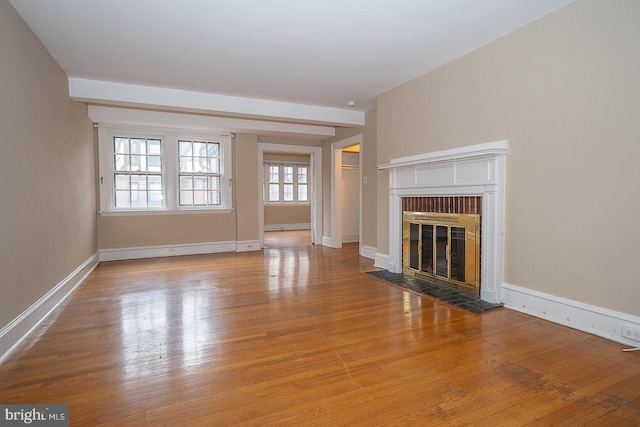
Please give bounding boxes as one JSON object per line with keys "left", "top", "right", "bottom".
{"left": 378, "top": 140, "right": 509, "bottom": 171}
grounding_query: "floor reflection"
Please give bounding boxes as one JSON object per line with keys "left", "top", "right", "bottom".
{"left": 119, "top": 289, "right": 170, "bottom": 380}
{"left": 180, "top": 290, "right": 212, "bottom": 369}
{"left": 119, "top": 286, "right": 216, "bottom": 379}
{"left": 267, "top": 251, "right": 309, "bottom": 296}
{"left": 116, "top": 231, "right": 313, "bottom": 381}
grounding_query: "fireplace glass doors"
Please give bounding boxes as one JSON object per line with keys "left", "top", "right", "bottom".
{"left": 403, "top": 212, "right": 480, "bottom": 296}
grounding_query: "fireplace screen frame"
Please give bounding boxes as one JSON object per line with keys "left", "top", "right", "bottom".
{"left": 402, "top": 211, "right": 481, "bottom": 296}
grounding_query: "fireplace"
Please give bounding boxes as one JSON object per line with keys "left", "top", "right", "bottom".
{"left": 403, "top": 210, "right": 481, "bottom": 296}
{"left": 378, "top": 141, "right": 508, "bottom": 304}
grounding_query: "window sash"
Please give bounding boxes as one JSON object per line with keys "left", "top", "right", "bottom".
{"left": 112, "top": 136, "right": 165, "bottom": 209}
{"left": 114, "top": 172, "right": 164, "bottom": 208}
{"left": 178, "top": 140, "right": 223, "bottom": 207}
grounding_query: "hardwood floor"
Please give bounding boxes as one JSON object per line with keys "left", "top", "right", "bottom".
{"left": 1, "top": 230, "right": 639, "bottom": 426}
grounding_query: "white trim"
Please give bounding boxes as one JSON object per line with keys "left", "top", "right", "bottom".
{"left": 380, "top": 140, "right": 509, "bottom": 169}
{"left": 0, "top": 253, "right": 100, "bottom": 364}
{"left": 378, "top": 140, "right": 508, "bottom": 304}
{"left": 88, "top": 105, "right": 336, "bottom": 138}
{"left": 360, "top": 245, "right": 377, "bottom": 260}
{"left": 322, "top": 236, "right": 334, "bottom": 247}
{"left": 257, "top": 143, "right": 322, "bottom": 248}
{"left": 330, "top": 134, "right": 363, "bottom": 249}
{"left": 236, "top": 240, "right": 261, "bottom": 252}
{"left": 73, "top": 78, "right": 364, "bottom": 127}
{"left": 503, "top": 282, "right": 640, "bottom": 347}
{"left": 99, "top": 241, "right": 236, "bottom": 261}
{"left": 374, "top": 253, "right": 390, "bottom": 270}
{"left": 98, "top": 209, "right": 234, "bottom": 216}
{"left": 264, "top": 223, "right": 311, "bottom": 231}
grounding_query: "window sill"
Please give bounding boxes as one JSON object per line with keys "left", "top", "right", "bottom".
{"left": 264, "top": 203, "right": 311, "bottom": 206}
{"left": 98, "top": 208, "right": 234, "bottom": 217}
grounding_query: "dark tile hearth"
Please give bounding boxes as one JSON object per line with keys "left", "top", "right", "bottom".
{"left": 366, "top": 270, "right": 503, "bottom": 314}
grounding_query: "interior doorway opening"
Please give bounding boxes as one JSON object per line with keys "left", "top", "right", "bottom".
{"left": 263, "top": 153, "right": 312, "bottom": 247}
{"left": 330, "top": 134, "right": 363, "bottom": 252}
{"left": 257, "top": 143, "right": 322, "bottom": 249}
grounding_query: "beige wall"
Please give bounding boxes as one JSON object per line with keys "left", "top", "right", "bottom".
{"left": 0, "top": 1, "right": 97, "bottom": 327}
{"left": 97, "top": 214, "right": 236, "bottom": 248}
{"left": 264, "top": 152, "right": 311, "bottom": 163}
{"left": 235, "top": 133, "right": 259, "bottom": 242}
{"left": 377, "top": 0, "right": 640, "bottom": 316}
{"left": 361, "top": 109, "right": 377, "bottom": 249}
{"left": 264, "top": 205, "right": 311, "bottom": 226}
{"left": 259, "top": 135, "right": 322, "bottom": 148}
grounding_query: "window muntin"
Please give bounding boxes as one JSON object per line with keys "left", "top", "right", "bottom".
{"left": 297, "top": 166, "right": 308, "bottom": 202}
{"left": 268, "top": 165, "right": 280, "bottom": 202}
{"left": 283, "top": 166, "right": 294, "bottom": 202}
{"left": 113, "top": 137, "right": 164, "bottom": 208}
{"left": 264, "top": 163, "right": 310, "bottom": 204}
{"left": 178, "top": 140, "right": 222, "bottom": 207}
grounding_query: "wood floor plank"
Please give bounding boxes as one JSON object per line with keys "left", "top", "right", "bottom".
{"left": 0, "top": 231, "right": 639, "bottom": 426}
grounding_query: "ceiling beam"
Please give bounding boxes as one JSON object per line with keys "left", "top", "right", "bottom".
{"left": 69, "top": 78, "right": 364, "bottom": 127}
{"left": 87, "top": 105, "right": 336, "bottom": 139}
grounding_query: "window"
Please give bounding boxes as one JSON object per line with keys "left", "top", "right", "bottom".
{"left": 178, "top": 140, "right": 221, "bottom": 207}
{"left": 98, "top": 125, "right": 232, "bottom": 213}
{"left": 113, "top": 137, "right": 163, "bottom": 208}
{"left": 268, "top": 165, "right": 280, "bottom": 202}
{"left": 264, "top": 163, "right": 309, "bottom": 204}
{"left": 297, "top": 166, "right": 308, "bottom": 202}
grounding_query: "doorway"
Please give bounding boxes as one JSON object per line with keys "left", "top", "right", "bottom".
{"left": 330, "top": 134, "right": 363, "bottom": 251}
{"left": 258, "top": 143, "right": 322, "bottom": 249}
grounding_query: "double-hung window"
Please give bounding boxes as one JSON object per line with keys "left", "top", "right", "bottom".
{"left": 98, "top": 124, "right": 233, "bottom": 214}
{"left": 265, "top": 163, "right": 309, "bottom": 204}
{"left": 113, "top": 137, "right": 163, "bottom": 208}
{"left": 178, "top": 139, "right": 222, "bottom": 207}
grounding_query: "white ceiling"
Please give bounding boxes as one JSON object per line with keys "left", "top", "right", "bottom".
{"left": 10, "top": 0, "right": 574, "bottom": 135}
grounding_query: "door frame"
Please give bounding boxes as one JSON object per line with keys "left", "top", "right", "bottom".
{"left": 257, "top": 143, "right": 322, "bottom": 247}
{"left": 330, "top": 134, "right": 363, "bottom": 249}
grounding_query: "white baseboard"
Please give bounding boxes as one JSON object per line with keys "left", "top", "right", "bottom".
{"left": 502, "top": 282, "right": 640, "bottom": 347}
{"left": 374, "top": 252, "right": 390, "bottom": 270}
{"left": 0, "top": 253, "right": 100, "bottom": 364}
{"left": 236, "top": 240, "right": 261, "bottom": 252}
{"left": 360, "top": 245, "right": 377, "bottom": 260}
{"left": 99, "top": 241, "right": 236, "bottom": 261}
{"left": 342, "top": 234, "right": 359, "bottom": 243}
{"left": 322, "top": 236, "right": 333, "bottom": 248}
{"left": 264, "top": 223, "right": 311, "bottom": 231}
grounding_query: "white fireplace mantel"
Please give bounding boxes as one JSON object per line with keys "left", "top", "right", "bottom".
{"left": 378, "top": 140, "right": 508, "bottom": 304}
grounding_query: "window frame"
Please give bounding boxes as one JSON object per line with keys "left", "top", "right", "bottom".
{"left": 97, "top": 124, "right": 233, "bottom": 215}
{"left": 177, "top": 138, "right": 223, "bottom": 208}
{"left": 263, "top": 162, "right": 310, "bottom": 205}
{"left": 112, "top": 136, "right": 164, "bottom": 209}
